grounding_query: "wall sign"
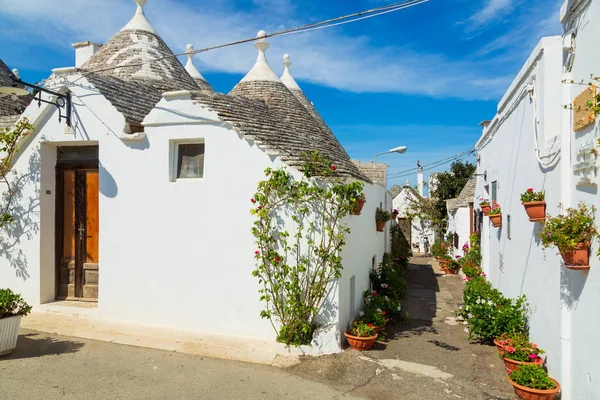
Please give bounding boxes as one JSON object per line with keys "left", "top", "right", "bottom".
{"left": 573, "top": 86, "right": 597, "bottom": 132}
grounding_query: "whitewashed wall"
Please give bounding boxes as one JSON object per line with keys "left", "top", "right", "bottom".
{"left": 475, "top": 28, "right": 600, "bottom": 399}
{"left": 561, "top": 1, "right": 600, "bottom": 397}
{"left": 446, "top": 207, "right": 470, "bottom": 258}
{"left": 392, "top": 189, "right": 434, "bottom": 251}
{"left": 0, "top": 81, "right": 387, "bottom": 352}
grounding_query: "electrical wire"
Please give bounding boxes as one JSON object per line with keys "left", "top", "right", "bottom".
{"left": 387, "top": 149, "right": 476, "bottom": 179}
{"left": 388, "top": 153, "right": 476, "bottom": 181}
{"left": 76, "top": 0, "right": 428, "bottom": 77}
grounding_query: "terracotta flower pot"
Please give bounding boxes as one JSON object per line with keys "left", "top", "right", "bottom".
{"left": 503, "top": 357, "right": 544, "bottom": 374}
{"left": 481, "top": 204, "right": 491, "bottom": 215}
{"left": 344, "top": 331, "right": 378, "bottom": 351}
{"left": 561, "top": 242, "right": 590, "bottom": 270}
{"left": 489, "top": 214, "right": 502, "bottom": 227}
{"left": 508, "top": 376, "right": 560, "bottom": 400}
{"left": 376, "top": 220, "right": 386, "bottom": 232}
{"left": 522, "top": 201, "right": 546, "bottom": 222}
{"left": 351, "top": 199, "right": 366, "bottom": 215}
{"left": 493, "top": 339, "right": 504, "bottom": 352}
{"left": 444, "top": 268, "right": 459, "bottom": 275}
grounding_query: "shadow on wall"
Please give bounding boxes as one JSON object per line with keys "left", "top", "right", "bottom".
{"left": 0, "top": 151, "right": 41, "bottom": 281}
{"left": 99, "top": 162, "right": 118, "bottom": 198}
{"left": 560, "top": 267, "right": 588, "bottom": 310}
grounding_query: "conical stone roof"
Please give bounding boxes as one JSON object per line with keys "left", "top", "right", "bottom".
{"left": 80, "top": 0, "right": 210, "bottom": 123}
{"left": 0, "top": 59, "right": 32, "bottom": 118}
{"left": 227, "top": 35, "right": 366, "bottom": 181}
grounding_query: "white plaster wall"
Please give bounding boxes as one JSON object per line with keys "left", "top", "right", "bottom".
{"left": 392, "top": 189, "right": 434, "bottom": 251}
{"left": 0, "top": 83, "right": 388, "bottom": 351}
{"left": 338, "top": 183, "right": 389, "bottom": 336}
{"left": 447, "top": 207, "right": 470, "bottom": 258}
{"left": 561, "top": 1, "right": 600, "bottom": 396}
{"left": 475, "top": 36, "right": 565, "bottom": 390}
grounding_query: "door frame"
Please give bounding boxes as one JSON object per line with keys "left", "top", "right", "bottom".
{"left": 54, "top": 160, "right": 99, "bottom": 301}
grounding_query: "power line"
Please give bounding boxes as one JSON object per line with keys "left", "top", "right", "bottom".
{"left": 388, "top": 149, "right": 476, "bottom": 179}
{"left": 77, "top": 0, "right": 428, "bottom": 77}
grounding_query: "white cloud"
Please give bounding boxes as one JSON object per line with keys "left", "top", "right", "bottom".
{"left": 467, "top": 0, "right": 513, "bottom": 30}
{"left": 0, "top": 0, "right": 558, "bottom": 100}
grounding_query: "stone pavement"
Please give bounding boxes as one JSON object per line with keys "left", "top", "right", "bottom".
{"left": 288, "top": 256, "right": 516, "bottom": 399}
{"left": 1, "top": 256, "right": 516, "bottom": 399}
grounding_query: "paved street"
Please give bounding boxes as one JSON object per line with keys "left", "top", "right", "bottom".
{"left": 1, "top": 257, "right": 514, "bottom": 399}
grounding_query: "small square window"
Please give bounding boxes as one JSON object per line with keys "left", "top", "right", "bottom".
{"left": 175, "top": 142, "right": 205, "bottom": 179}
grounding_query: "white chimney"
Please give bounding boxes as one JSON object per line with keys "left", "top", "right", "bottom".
{"left": 417, "top": 161, "right": 424, "bottom": 197}
{"left": 72, "top": 42, "right": 103, "bottom": 68}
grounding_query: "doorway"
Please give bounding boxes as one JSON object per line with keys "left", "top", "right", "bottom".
{"left": 55, "top": 146, "right": 99, "bottom": 302}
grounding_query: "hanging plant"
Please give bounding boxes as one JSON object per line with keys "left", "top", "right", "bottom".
{"left": 251, "top": 151, "right": 363, "bottom": 346}
{"left": 537, "top": 202, "right": 598, "bottom": 269}
{"left": 488, "top": 204, "right": 502, "bottom": 227}
{"left": 375, "top": 208, "right": 391, "bottom": 232}
{"left": 520, "top": 188, "right": 546, "bottom": 222}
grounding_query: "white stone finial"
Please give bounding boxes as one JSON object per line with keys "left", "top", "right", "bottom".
{"left": 122, "top": 0, "right": 156, "bottom": 33}
{"left": 239, "top": 30, "right": 280, "bottom": 83}
{"left": 184, "top": 43, "right": 207, "bottom": 82}
{"left": 280, "top": 53, "right": 301, "bottom": 91}
{"left": 11, "top": 69, "right": 21, "bottom": 80}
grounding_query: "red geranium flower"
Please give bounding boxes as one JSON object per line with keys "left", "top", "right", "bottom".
{"left": 367, "top": 323, "right": 373, "bottom": 327}
{"left": 331, "top": 165, "right": 337, "bottom": 171}
{"left": 251, "top": 198, "right": 256, "bottom": 203}
{"left": 372, "top": 291, "right": 378, "bottom": 296}
{"left": 254, "top": 251, "right": 259, "bottom": 255}
{"left": 274, "top": 257, "right": 280, "bottom": 262}
{"left": 257, "top": 206, "right": 262, "bottom": 209}
{"left": 381, "top": 311, "right": 386, "bottom": 315}
{"left": 527, "top": 188, "right": 534, "bottom": 192}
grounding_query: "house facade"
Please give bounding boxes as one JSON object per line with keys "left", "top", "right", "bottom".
{"left": 475, "top": 1, "right": 600, "bottom": 397}
{"left": 446, "top": 176, "right": 476, "bottom": 258}
{"left": 390, "top": 183, "right": 434, "bottom": 253}
{"left": 0, "top": 0, "right": 389, "bottom": 353}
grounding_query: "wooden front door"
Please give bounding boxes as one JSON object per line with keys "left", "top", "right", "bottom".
{"left": 56, "top": 164, "right": 99, "bottom": 302}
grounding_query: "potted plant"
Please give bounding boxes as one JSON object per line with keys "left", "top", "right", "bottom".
{"left": 488, "top": 204, "right": 502, "bottom": 227}
{"left": 351, "top": 193, "right": 367, "bottom": 216}
{"left": 499, "top": 333, "right": 545, "bottom": 373}
{"left": 391, "top": 208, "right": 399, "bottom": 222}
{"left": 375, "top": 208, "right": 391, "bottom": 232}
{"left": 479, "top": 198, "right": 491, "bottom": 215}
{"left": 521, "top": 188, "right": 546, "bottom": 222}
{"left": 0, "top": 288, "right": 32, "bottom": 356}
{"left": 344, "top": 321, "right": 378, "bottom": 351}
{"left": 508, "top": 365, "right": 560, "bottom": 400}
{"left": 443, "top": 259, "right": 461, "bottom": 275}
{"left": 538, "top": 202, "right": 598, "bottom": 270}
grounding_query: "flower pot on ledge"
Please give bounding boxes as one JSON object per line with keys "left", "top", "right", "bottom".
{"left": 351, "top": 199, "right": 366, "bottom": 216}
{"left": 376, "top": 221, "right": 386, "bottom": 232}
{"left": 561, "top": 242, "right": 590, "bottom": 270}
{"left": 508, "top": 376, "right": 560, "bottom": 400}
{"left": 503, "top": 357, "right": 544, "bottom": 374}
{"left": 489, "top": 214, "right": 502, "bottom": 227}
{"left": 522, "top": 201, "right": 546, "bottom": 222}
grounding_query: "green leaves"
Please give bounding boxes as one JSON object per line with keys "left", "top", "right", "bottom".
{"left": 251, "top": 151, "right": 362, "bottom": 346}
{"left": 0, "top": 288, "right": 32, "bottom": 319}
{"left": 537, "top": 202, "right": 598, "bottom": 253}
{"left": 509, "top": 365, "right": 557, "bottom": 390}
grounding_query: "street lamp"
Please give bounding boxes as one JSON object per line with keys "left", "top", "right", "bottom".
{"left": 372, "top": 146, "right": 407, "bottom": 163}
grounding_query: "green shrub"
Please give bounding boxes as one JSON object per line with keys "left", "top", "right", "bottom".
{"left": 509, "top": 365, "right": 556, "bottom": 390}
{"left": 458, "top": 277, "right": 528, "bottom": 341}
{"left": 0, "top": 288, "right": 32, "bottom": 319}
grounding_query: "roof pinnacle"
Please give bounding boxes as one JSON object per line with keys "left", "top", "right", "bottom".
{"left": 280, "top": 54, "right": 301, "bottom": 91}
{"left": 239, "top": 30, "right": 280, "bottom": 83}
{"left": 121, "top": 0, "right": 157, "bottom": 34}
{"left": 184, "top": 44, "right": 207, "bottom": 82}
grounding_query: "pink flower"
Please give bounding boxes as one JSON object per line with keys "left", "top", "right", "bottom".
{"left": 529, "top": 353, "right": 538, "bottom": 360}
{"left": 455, "top": 255, "right": 461, "bottom": 259}
{"left": 532, "top": 343, "right": 537, "bottom": 349}
{"left": 505, "top": 346, "right": 516, "bottom": 353}
{"left": 482, "top": 272, "right": 487, "bottom": 277}
{"left": 257, "top": 206, "right": 262, "bottom": 210}
{"left": 254, "top": 251, "right": 259, "bottom": 255}
{"left": 251, "top": 198, "right": 256, "bottom": 203}
{"left": 372, "top": 291, "right": 378, "bottom": 296}
{"left": 381, "top": 283, "right": 389, "bottom": 289}
{"left": 527, "top": 188, "right": 534, "bottom": 192}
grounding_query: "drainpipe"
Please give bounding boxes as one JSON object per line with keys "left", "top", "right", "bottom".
{"left": 559, "top": 69, "right": 573, "bottom": 400}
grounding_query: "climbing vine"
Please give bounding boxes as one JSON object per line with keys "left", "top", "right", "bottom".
{"left": 0, "top": 117, "right": 32, "bottom": 226}
{"left": 251, "top": 151, "right": 364, "bottom": 346}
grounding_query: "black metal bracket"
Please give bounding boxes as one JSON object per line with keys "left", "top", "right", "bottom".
{"left": 10, "top": 76, "right": 72, "bottom": 127}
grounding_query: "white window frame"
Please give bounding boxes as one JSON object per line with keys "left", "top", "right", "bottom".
{"left": 170, "top": 139, "right": 205, "bottom": 182}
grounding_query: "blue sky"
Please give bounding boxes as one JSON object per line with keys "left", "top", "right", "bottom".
{"left": 0, "top": 0, "right": 563, "bottom": 188}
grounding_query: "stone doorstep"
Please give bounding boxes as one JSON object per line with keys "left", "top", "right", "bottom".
{"left": 20, "top": 311, "right": 304, "bottom": 367}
